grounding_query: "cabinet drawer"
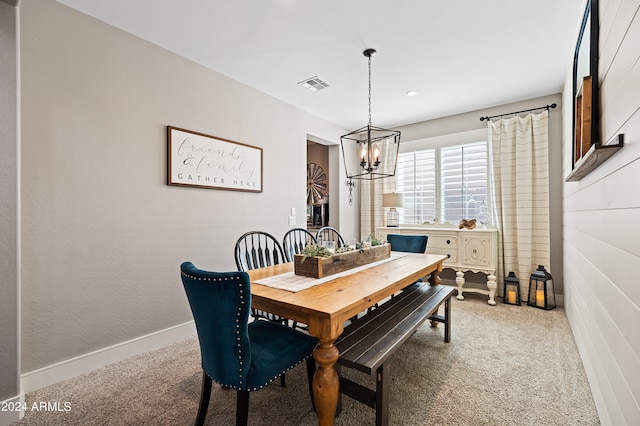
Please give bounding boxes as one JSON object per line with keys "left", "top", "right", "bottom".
{"left": 428, "top": 234, "right": 457, "bottom": 250}
{"left": 426, "top": 247, "right": 457, "bottom": 263}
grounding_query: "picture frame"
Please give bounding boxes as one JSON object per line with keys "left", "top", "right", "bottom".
{"left": 167, "top": 126, "right": 263, "bottom": 192}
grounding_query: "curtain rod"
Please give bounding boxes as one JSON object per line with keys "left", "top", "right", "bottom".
{"left": 479, "top": 103, "right": 557, "bottom": 121}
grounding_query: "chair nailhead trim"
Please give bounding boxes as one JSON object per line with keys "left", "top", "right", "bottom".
{"left": 206, "top": 356, "right": 311, "bottom": 391}
{"left": 238, "top": 285, "right": 244, "bottom": 385}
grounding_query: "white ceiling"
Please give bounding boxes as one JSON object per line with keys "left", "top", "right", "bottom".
{"left": 55, "top": 0, "right": 585, "bottom": 130}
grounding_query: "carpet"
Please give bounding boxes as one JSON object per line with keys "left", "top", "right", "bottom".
{"left": 12, "top": 293, "right": 600, "bottom": 425}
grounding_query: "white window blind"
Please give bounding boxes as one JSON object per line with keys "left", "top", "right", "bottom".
{"left": 440, "top": 142, "right": 488, "bottom": 222}
{"left": 397, "top": 149, "right": 436, "bottom": 224}
{"left": 395, "top": 129, "right": 488, "bottom": 224}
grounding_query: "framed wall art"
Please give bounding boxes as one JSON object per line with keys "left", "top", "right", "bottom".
{"left": 566, "top": 0, "right": 623, "bottom": 181}
{"left": 167, "top": 126, "right": 263, "bottom": 192}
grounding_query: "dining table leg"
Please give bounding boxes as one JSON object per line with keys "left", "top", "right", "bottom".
{"left": 428, "top": 269, "right": 441, "bottom": 286}
{"left": 429, "top": 269, "right": 442, "bottom": 328}
{"left": 312, "top": 338, "right": 340, "bottom": 426}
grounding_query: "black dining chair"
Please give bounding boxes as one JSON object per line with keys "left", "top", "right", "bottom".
{"left": 315, "top": 226, "right": 346, "bottom": 248}
{"left": 283, "top": 228, "right": 317, "bottom": 262}
{"left": 180, "top": 262, "right": 317, "bottom": 426}
{"left": 234, "top": 231, "right": 288, "bottom": 325}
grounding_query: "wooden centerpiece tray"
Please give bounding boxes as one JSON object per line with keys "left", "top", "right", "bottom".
{"left": 294, "top": 243, "right": 391, "bottom": 279}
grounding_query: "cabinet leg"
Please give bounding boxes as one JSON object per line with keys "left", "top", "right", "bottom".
{"left": 487, "top": 273, "right": 497, "bottom": 306}
{"left": 455, "top": 270, "right": 465, "bottom": 300}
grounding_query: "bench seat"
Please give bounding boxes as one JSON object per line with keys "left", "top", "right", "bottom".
{"left": 335, "top": 281, "right": 455, "bottom": 425}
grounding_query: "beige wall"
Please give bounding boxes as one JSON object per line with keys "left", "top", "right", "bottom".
{"left": 0, "top": 0, "right": 20, "bottom": 414}
{"left": 18, "top": 0, "right": 348, "bottom": 376}
{"left": 562, "top": 0, "right": 640, "bottom": 424}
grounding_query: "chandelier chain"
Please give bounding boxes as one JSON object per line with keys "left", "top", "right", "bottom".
{"left": 368, "top": 54, "right": 372, "bottom": 126}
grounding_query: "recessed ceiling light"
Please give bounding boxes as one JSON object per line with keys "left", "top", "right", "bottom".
{"left": 406, "top": 90, "right": 418, "bottom": 96}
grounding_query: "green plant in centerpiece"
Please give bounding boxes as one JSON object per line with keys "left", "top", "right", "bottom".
{"left": 369, "top": 234, "right": 383, "bottom": 246}
{"left": 299, "top": 244, "right": 332, "bottom": 263}
{"left": 335, "top": 245, "right": 354, "bottom": 254}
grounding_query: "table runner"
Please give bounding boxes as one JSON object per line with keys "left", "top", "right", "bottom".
{"left": 253, "top": 252, "right": 407, "bottom": 292}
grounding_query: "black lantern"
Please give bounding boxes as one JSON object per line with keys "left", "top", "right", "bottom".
{"left": 503, "top": 272, "right": 521, "bottom": 306}
{"left": 527, "top": 265, "right": 556, "bottom": 310}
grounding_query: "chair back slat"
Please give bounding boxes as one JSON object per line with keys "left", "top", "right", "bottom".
{"left": 263, "top": 246, "right": 271, "bottom": 267}
{"left": 235, "top": 231, "right": 285, "bottom": 272}
{"left": 234, "top": 231, "right": 288, "bottom": 323}
{"left": 315, "top": 226, "right": 346, "bottom": 248}
{"left": 283, "top": 228, "right": 318, "bottom": 261}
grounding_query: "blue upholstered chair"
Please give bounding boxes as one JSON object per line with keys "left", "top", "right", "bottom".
{"left": 283, "top": 228, "right": 317, "bottom": 262}
{"left": 180, "top": 262, "right": 317, "bottom": 426}
{"left": 386, "top": 234, "right": 428, "bottom": 254}
{"left": 386, "top": 233, "right": 429, "bottom": 292}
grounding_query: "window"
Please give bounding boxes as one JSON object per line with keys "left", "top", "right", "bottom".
{"left": 396, "top": 149, "right": 436, "bottom": 223}
{"left": 394, "top": 130, "right": 489, "bottom": 224}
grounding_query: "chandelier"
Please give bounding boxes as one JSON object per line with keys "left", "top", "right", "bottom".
{"left": 341, "top": 48, "right": 400, "bottom": 180}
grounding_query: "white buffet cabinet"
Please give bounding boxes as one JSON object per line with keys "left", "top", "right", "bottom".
{"left": 376, "top": 226, "right": 499, "bottom": 305}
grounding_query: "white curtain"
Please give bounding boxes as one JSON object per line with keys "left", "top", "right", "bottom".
{"left": 489, "top": 111, "right": 550, "bottom": 300}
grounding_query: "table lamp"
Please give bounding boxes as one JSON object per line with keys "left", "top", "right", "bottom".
{"left": 382, "top": 193, "right": 403, "bottom": 227}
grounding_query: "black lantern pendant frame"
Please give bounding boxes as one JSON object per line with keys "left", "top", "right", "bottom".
{"left": 503, "top": 271, "right": 521, "bottom": 306}
{"left": 527, "top": 265, "right": 556, "bottom": 310}
{"left": 341, "top": 48, "right": 401, "bottom": 181}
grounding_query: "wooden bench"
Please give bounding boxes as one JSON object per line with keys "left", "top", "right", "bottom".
{"left": 335, "top": 281, "right": 455, "bottom": 426}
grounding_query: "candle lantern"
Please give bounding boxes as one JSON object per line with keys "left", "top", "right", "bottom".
{"left": 527, "top": 265, "right": 556, "bottom": 310}
{"left": 503, "top": 272, "right": 521, "bottom": 306}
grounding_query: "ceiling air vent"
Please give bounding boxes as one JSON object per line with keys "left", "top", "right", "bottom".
{"left": 298, "top": 76, "right": 329, "bottom": 92}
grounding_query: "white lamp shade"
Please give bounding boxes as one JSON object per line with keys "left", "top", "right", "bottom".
{"left": 382, "top": 192, "right": 403, "bottom": 208}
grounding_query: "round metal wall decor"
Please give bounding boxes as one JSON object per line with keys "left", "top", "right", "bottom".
{"left": 307, "top": 163, "right": 327, "bottom": 204}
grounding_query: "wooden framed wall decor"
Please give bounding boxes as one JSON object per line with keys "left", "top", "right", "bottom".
{"left": 567, "top": 0, "right": 623, "bottom": 181}
{"left": 574, "top": 75, "right": 592, "bottom": 164}
{"left": 167, "top": 126, "right": 263, "bottom": 192}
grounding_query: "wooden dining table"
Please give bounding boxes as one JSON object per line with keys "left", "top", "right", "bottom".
{"left": 247, "top": 252, "right": 448, "bottom": 426}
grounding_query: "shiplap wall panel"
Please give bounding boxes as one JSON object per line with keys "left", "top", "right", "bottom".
{"left": 565, "top": 225, "right": 639, "bottom": 348}
{"left": 563, "top": 254, "right": 619, "bottom": 424}
{"left": 600, "top": 64, "right": 640, "bottom": 143}
{"left": 599, "top": 8, "right": 640, "bottom": 139}
{"left": 564, "top": 289, "right": 616, "bottom": 426}
{"left": 564, "top": 151, "right": 640, "bottom": 210}
{"left": 565, "top": 208, "right": 640, "bottom": 259}
{"left": 564, "top": 0, "right": 640, "bottom": 423}
{"left": 599, "top": 0, "right": 635, "bottom": 77}
{"left": 565, "top": 225, "right": 640, "bottom": 348}
{"left": 564, "top": 245, "right": 637, "bottom": 425}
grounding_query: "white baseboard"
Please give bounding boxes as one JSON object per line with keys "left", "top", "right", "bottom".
{"left": 0, "top": 393, "right": 25, "bottom": 426}
{"left": 20, "top": 321, "right": 196, "bottom": 394}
